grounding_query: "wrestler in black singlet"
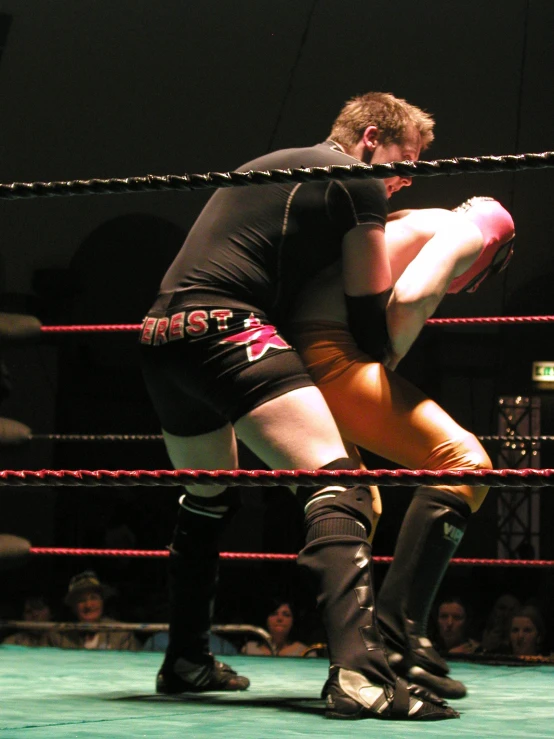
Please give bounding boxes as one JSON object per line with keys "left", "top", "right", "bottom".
{"left": 141, "top": 141, "right": 387, "bottom": 434}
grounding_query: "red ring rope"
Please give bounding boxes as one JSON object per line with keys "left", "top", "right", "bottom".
{"left": 1, "top": 468, "right": 553, "bottom": 487}
{"left": 28, "top": 547, "right": 554, "bottom": 567}
{"left": 38, "top": 315, "right": 554, "bottom": 334}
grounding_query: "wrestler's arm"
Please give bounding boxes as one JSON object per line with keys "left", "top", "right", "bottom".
{"left": 342, "top": 223, "right": 391, "bottom": 296}
{"left": 341, "top": 223, "right": 395, "bottom": 362}
{"left": 385, "top": 210, "right": 483, "bottom": 369}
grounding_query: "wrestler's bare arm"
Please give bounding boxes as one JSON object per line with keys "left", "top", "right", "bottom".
{"left": 293, "top": 208, "right": 482, "bottom": 337}
{"left": 385, "top": 210, "right": 483, "bottom": 368}
{"left": 386, "top": 208, "right": 476, "bottom": 282}
{"left": 292, "top": 224, "right": 390, "bottom": 324}
{"left": 341, "top": 223, "right": 391, "bottom": 297}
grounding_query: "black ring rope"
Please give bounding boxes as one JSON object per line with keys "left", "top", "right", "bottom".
{"left": 0, "top": 468, "right": 553, "bottom": 488}
{"left": 30, "top": 433, "right": 165, "bottom": 442}
{"left": 479, "top": 435, "right": 550, "bottom": 443}
{"left": 1, "top": 151, "right": 553, "bottom": 201}
{"left": 26, "top": 433, "right": 554, "bottom": 444}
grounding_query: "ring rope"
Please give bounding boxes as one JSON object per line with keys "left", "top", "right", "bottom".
{"left": 42, "top": 323, "right": 142, "bottom": 333}
{"left": 425, "top": 315, "right": 554, "bottom": 326}
{"left": 31, "top": 434, "right": 166, "bottom": 442}
{"left": 26, "top": 433, "right": 554, "bottom": 444}
{"left": 37, "top": 315, "right": 554, "bottom": 334}
{"left": 478, "top": 436, "right": 550, "bottom": 443}
{"left": 1, "top": 151, "right": 554, "bottom": 201}
{"left": 1, "top": 468, "right": 553, "bottom": 487}
{"left": 28, "top": 547, "right": 554, "bottom": 568}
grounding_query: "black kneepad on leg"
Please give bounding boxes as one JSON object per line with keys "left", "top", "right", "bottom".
{"left": 299, "top": 457, "right": 375, "bottom": 541}
{"left": 172, "top": 489, "right": 242, "bottom": 556}
{"left": 304, "top": 485, "right": 375, "bottom": 542}
{"left": 296, "top": 457, "right": 359, "bottom": 506}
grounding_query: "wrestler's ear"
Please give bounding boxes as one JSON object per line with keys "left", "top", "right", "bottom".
{"left": 362, "top": 125, "right": 379, "bottom": 151}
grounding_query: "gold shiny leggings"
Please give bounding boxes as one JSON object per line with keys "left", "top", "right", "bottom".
{"left": 292, "top": 321, "right": 492, "bottom": 512}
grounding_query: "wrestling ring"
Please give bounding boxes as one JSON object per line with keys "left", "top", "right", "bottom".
{"left": 1, "top": 152, "right": 554, "bottom": 738}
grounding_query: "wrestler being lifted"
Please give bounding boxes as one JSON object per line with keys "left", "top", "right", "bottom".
{"left": 292, "top": 194, "right": 515, "bottom": 705}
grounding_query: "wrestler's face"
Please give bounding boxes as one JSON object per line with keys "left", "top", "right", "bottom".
{"left": 510, "top": 616, "right": 540, "bottom": 656}
{"left": 74, "top": 590, "right": 104, "bottom": 623}
{"left": 368, "top": 125, "right": 422, "bottom": 199}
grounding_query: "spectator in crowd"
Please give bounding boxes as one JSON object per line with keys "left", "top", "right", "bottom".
{"left": 49, "top": 570, "right": 141, "bottom": 651}
{"left": 434, "top": 596, "right": 480, "bottom": 656}
{"left": 480, "top": 592, "right": 520, "bottom": 653}
{"left": 509, "top": 605, "right": 546, "bottom": 657}
{"left": 242, "top": 599, "right": 309, "bottom": 657}
{"left": 2, "top": 595, "right": 52, "bottom": 647}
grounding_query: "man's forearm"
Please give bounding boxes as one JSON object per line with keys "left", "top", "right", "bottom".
{"left": 386, "top": 291, "right": 441, "bottom": 368}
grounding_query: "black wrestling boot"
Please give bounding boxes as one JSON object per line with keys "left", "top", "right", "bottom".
{"left": 156, "top": 491, "right": 249, "bottom": 695}
{"left": 156, "top": 655, "right": 249, "bottom": 694}
{"left": 377, "top": 487, "right": 471, "bottom": 699}
{"left": 298, "top": 482, "right": 458, "bottom": 720}
{"left": 324, "top": 667, "right": 458, "bottom": 721}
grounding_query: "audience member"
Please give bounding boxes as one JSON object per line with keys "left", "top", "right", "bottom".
{"left": 2, "top": 595, "right": 52, "bottom": 647}
{"left": 49, "top": 570, "right": 141, "bottom": 651}
{"left": 434, "top": 596, "right": 480, "bottom": 655}
{"left": 509, "top": 605, "right": 546, "bottom": 657}
{"left": 242, "top": 599, "right": 308, "bottom": 657}
{"left": 480, "top": 592, "right": 520, "bottom": 653}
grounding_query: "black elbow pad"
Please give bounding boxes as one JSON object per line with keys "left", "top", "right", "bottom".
{"left": 345, "top": 288, "right": 392, "bottom": 361}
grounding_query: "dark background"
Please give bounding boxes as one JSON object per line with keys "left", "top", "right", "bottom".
{"left": 0, "top": 0, "right": 553, "bottom": 641}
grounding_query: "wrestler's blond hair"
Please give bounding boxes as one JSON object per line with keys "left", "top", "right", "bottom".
{"left": 329, "top": 92, "right": 435, "bottom": 152}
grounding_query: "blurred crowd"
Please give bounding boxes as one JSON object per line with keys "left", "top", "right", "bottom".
{"left": 2, "top": 568, "right": 552, "bottom": 660}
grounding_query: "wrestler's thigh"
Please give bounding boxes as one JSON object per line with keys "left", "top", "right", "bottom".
{"left": 319, "top": 361, "right": 468, "bottom": 469}
{"left": 235, "top": 385, "right": 347, "bottom": 471}
{"left": 162, "top": 425, "right": 239, "bottom": 497}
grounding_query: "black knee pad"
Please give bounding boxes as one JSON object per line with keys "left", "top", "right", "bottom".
{"left": 180, "top": 489, "right": 241, "bottom": 518}
{"left": 172, "top": 489, "right": 242, "bottom": 556}
{"left": 304, "top": 485, "right": 375, "bottom": 542}
{"left": 299, "top": 457, "right": 374, "bottom": 541}
{"left": 296, "top": 457, "right": 360, "bottom": 507}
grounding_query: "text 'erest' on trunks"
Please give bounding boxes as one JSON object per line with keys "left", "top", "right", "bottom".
{"left": 140, "top": 309, "right": 237, "bottom": 346}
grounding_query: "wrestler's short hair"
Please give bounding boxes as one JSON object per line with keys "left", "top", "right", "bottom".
{"left": 329, "top": 91, "right": 435, "bottom": 151}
